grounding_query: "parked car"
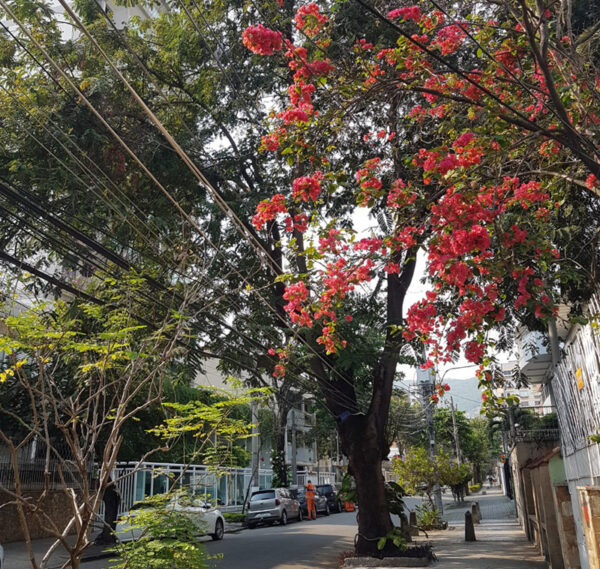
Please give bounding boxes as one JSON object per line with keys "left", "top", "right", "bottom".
{"left": 317, "top": 484, "right": 343, "bottom": 513}
{"left": 116, "top": 496, "right": 225, "bottom": 541}
{"left": 246, "top": 488, "right": 301, "bottom": 528}
{"left": 291, "top": 487, "right": 330, "bottom": 516}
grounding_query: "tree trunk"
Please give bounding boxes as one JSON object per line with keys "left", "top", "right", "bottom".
{"left": 272, "top": 398, "right": 290, "bottom": 487}
{"left": 341, "top": 413, "right": 394, "bottom": 556}
{"left": 307, "top": 252, "right": 418, "bottom": 557}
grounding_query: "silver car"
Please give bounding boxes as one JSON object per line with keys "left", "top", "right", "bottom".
{"left": 246, "top": 488, "right": 302, "bottom": 528}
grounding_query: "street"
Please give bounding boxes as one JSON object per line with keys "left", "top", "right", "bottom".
{"left": 79, "top": 512, "right": 358, "bottom": 569}
{"left": 5, "top": 490, "right": 547, "bottom": 569}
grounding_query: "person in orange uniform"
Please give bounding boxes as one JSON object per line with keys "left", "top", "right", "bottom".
{"left": 305, "top": 480, "right": 316, "bottom": 520}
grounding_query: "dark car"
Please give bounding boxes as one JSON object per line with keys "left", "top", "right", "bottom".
{"left": 316, "top": 484, "right": 343, "bottom": 513}
{"left": 291, "top": 487, "right": 330, "bottom": 517}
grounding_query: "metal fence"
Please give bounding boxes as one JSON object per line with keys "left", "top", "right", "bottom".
{"left": 0, "top": 440, "right": 90, "bottom": 491}
{"left": 108, "top": 461, "right": 336, "bottom": 517}
{"left": 296, "top": 471, "right": 335, "bottom": 487}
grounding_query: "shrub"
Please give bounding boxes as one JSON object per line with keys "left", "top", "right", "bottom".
{"left": 415, "top": 502, "right": 443, "bottom": 530}
{"left": 468, "top": 484, "right": 481, "bottom": 493}
{"left": 223, "top": 512, "right": 245, "bottom": 523}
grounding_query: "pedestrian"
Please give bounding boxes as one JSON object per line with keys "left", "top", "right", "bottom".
{"left": 305, "top": 479, "right": 316, "bottom": 520}
{"left": 95, "top": 476, "right": 121, "bottom": 544}
{"left": 488, "top": 474, "right": 493, "bottom": 488}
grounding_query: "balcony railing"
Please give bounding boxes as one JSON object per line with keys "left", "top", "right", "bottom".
{"left": 511, "top": 428, "right": 561, "bottom": 444}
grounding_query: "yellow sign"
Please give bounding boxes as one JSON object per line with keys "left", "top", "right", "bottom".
{"left": 576, "top": 367, "right": 584, "bottom": 391}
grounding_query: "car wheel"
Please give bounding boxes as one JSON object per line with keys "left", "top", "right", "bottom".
{"left": 212, "top": 519, "right": 224, "bottom": 541}
{"left": 247, "top": 522, "right": 256, "bottom": 529}
{"left": 337, "top": 501, "right": 343, "bottom": 513}
{"left": 280, "top": 510, "right": 288, "bottom": 526}
{"left": 298, "top": 508, "right": 303, "bottom": 522}
{"left": 324, "top": 504, "right": 330, "bottom": 516}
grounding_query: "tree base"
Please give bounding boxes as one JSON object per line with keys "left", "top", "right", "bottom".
{"left": 344, "top": 557, "right": 431, "bottom": 567}
{"left": 345, "top": 544, "right": 435, "bottom": 567}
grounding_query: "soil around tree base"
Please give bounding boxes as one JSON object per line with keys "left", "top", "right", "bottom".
{"left": 343, "top": 557, "right": 431, "bottom": 567}
{"left": 343, "top": 544, "right": 435, "bottom": 567}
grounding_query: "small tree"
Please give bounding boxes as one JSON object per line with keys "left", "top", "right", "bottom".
{"left": 392, "top": 447, "right": 438, "bottom": 505}
{"left": 437, "top": 454, "right": 471, "bottom": 503}
{"left": 0, "top": 273, "right": 261, "bottom": 568}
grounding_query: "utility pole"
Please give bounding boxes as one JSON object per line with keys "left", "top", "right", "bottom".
{"left": 419, "top": 368, "right": 443, "bottom": 514}
{"left": 508, "top": 405, "right": 517, "bottom": 443}
{"left": 291, "top": 409, "right": 297, "bottom": 485}
{"left": 250, "top": 399, "right": 259, "bottom": 489}
{"left": 450, "top": 397, "right": 462, "bottom": 463}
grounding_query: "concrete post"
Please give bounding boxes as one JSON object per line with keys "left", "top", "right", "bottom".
{"left": 471, "top": 502, "right": 480, "bottom": 524}
{"left": 409, "top": 510, "right": 419, "bottom": 537}
{"left": 465, "top": 511, "right": 476, "bottom": 541}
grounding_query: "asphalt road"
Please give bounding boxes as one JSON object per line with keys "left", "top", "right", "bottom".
{"left": 79, "top": 511, "right": 359, "bottom": 569}
{"left": 206, "top": 512, "right": 358, "bottom": 569}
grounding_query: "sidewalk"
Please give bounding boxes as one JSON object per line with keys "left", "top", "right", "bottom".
{"left": 423, "top": 488, "right": 547, "bottom": 568}
{"left": 3, "top": 522, "right": 244, "bottom": 569}
{"left": 441, "top": 486, "right": 517, "bottom": 523}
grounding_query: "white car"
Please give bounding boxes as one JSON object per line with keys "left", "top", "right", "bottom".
{"left": 116, "top": 497, "right": 225, "bottom": 541}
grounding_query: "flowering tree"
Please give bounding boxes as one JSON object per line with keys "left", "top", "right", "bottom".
{"left": 243, "top": 0, "right": 599, "bottom": 555}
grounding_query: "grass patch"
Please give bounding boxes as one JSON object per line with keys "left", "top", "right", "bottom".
{"left": 223, "top": 512, "right": 245, "bottom": 523}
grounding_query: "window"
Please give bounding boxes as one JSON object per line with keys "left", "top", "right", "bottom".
{"left": 251, "top": 490, "right": 275, "bottom": 501}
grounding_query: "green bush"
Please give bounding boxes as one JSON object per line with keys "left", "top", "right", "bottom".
{"left": 415, "top": 502, "right": 443, "bottom": 530}
{"left": 110, "top": 494, "right": 211, "bottom": 569}
{"left": 468, "top": 484, "right": 481, "bottom": 493}
{"left": 223, "top": 512, "right": 245, "bottom": 523}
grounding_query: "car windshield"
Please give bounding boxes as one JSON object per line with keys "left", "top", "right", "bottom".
{"left": 251, "top": 490, "right": 276, "bottom": 501}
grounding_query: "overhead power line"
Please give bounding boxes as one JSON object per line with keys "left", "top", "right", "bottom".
{"left": 0, "top": 0, "right": 365, "bottom": 405}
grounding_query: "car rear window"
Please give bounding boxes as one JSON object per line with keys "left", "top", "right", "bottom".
{"left": 251, "top": 490, "right": 276, "bottom": 501}
{"left": 318, "top": 485, "right": 332, "bottom": 493}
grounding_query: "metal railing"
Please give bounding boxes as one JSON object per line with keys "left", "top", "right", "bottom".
{"left": 0, "top": 440, "right": 91, "bottom": 491}
{"left": 108, "top": 461, "right": 335, "bottom": 517}
{"left": 511, "top": 428, "right": 561, "bottom": 444}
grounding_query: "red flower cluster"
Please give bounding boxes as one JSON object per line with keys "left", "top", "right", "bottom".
{"left": 252, "top": 194, "right": 288, "bottom": 229}
{"left": 387, "top": 179, "right": 417, "bottom": 209}
{"left": 242, "top": 24, "right": 283, "bottom": 55}
{"left": 283, "top": 281, "right": 313, "bottom": 327}
{"left": 292, "top": 173, "right": 323, "bottom": 202}
{"left": 355, "top": 158, "right": 384, "bottom": 205}
{"left": 295, "top": 3, "right": 327, "bottom": 37}
{"left": 432, "top": 24, "right": 466, "bottom": 55}
{"left": 388, "top": 6, "right": 421, "bottom": 22}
